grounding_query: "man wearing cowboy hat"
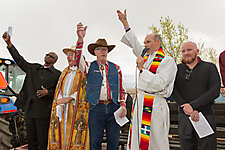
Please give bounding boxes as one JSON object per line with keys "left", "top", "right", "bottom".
{"left": 47, "top": 46, "right": 89, "bottom": 150}
{"left": 74, "top": 22, "right": 127, "bottom": 150}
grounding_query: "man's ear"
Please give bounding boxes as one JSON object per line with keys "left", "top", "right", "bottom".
{"left": 197, "top": 49, "right": 200, "bottom": 55}
{"left": 157, "top": 40, "right": 161, "bottom": 46}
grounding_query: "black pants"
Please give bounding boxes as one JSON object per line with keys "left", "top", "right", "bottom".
{"left": 178, "top": 113, "right": 217, "bottom": 150}
{"left": 25, "top": 115, "right": 50, "bottom": 150}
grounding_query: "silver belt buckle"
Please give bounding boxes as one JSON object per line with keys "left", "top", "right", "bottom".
{"left": 103, "top": 100, "right": 109, "bottom": 105}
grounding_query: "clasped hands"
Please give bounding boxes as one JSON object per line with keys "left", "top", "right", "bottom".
{"left": 56, "top": 97, "right": 74, "bottom": 112}
{"left": 181, "top": 103, "right": 199, "bottom": 122}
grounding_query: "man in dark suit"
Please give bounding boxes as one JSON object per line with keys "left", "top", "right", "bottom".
{"left": 2, "top": 31, "right": 61, "bottom": 150}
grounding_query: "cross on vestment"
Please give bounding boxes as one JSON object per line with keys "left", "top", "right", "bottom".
{"left": 141, "top": 125, "right": 150, "bottom": 135}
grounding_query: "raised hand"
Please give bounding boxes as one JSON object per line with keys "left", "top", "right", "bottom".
{"left": 116, "top": 9, "right": 129, "bottom": 28}
{"left": 76, "top": 22, "right": 87, "bottom": 42}
{"left": 117, "top": 9, "right": 127, "bottom": 23}
{"left": 2, "top": 31, "right": 12, "bottom": 47}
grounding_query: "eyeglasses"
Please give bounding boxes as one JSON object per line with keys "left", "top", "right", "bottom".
{"left": 67, "top": 54, "right": 73, "bottom": 57}
{"left": 46, "top": 54, "right": 55, "bottom": 59}
{"left": 185, "top": 69, "right": 192, "bottom": 80}
{"left": 95, "top": 48, "right": 108, "bottom": 52}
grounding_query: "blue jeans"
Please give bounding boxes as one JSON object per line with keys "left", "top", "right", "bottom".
{"left": 89, "top": 103, "right": 120, "bottom": 150}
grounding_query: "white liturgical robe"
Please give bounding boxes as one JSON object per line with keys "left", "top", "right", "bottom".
{"left": 121, "top": 30, "right": 177, "bottom": 150}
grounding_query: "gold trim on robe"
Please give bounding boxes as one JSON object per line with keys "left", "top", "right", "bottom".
{"left": 48, "top": 66, "right": 89, "bottom": 150}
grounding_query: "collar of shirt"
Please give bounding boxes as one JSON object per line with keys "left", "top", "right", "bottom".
{"left": 144, "top": 51, "right": 157, "bottom": 69}
{"left": 96, "top": 60, "right": 109, "bottom": 68}
{"left": 70, "top": 66, "right": 77, "bottom": 71}
{"left": 150, "top": 51, "right": 157, "bottom": 56}
{"left": 38, "top": 65, "right": 54, "bottom": 72}
{"left": 145, "top": 51, "right": 157, "bottom": 61}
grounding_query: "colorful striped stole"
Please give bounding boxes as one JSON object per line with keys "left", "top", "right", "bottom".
{"left": 143, "top": 54, "right": 149, "bottom": 63}
{"left": 140, "top": 95, "right": 154, "bottom": 149}
{"left": 148, "top": 47, "right": 165, "bottom": 74}
{"left": 128, "top": 46, "right": 165, "bottom": 150}
{"left": 140, "top": 46, "right": 165, "bottom": 149}
{"left": 128, "top": 93, "right": 136, "bottom": 149}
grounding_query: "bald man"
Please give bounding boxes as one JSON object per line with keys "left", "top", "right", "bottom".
{"left": 117, "top": 10, "right": 177, "bottom": 150}
{"left": 172, "top": 41, "right": 220, "bottom": 150}
{"left": 2, "top": 31, "right": 61, "bottom": 150}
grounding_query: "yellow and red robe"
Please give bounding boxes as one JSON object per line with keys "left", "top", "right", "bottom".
{"left": 48, "top": 66, "right": 89, "bottom": 150}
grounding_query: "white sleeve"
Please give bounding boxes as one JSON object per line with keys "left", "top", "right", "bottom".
{"left": 121, "top": 30, "right": 143, "bottom": 57}
{"left": 70, "top": 92, "right": 77, "bottom": 106}
{"left": 78, "top": 55, "right": 90, "bottom": 74}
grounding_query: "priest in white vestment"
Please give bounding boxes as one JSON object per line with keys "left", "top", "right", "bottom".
{"left": 117, "top": 10, "right": 177, "bottom": 150}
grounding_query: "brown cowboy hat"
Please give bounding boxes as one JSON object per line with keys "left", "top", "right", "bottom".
{"left": 88, "top": 38, "right": 115, "bottom": 56}
{"left": 62, "top": 46, "right": 75, "bottom": 55}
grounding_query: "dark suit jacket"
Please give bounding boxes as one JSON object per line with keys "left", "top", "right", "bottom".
{"left": 8, "top": 45, "right": 61, "bottom": 118}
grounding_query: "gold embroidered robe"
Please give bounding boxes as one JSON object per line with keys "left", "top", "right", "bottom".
{"left": 48, "top": 66, "right": 89, "bottom": 150}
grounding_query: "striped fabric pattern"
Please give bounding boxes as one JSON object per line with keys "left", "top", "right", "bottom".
{"left": 139, "top": 95, "right": 154, "bottom": 149}
{"left": 129, "top": 46, "right": 166, "bottom": 150}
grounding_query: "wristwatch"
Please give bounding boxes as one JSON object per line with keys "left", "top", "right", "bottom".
{"left": 140, "top": 68, "right": 145, "bottom": 73}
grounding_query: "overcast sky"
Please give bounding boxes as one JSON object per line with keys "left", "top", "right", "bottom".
{"left": 1, "top": 0, "right": 225, "bottom": 89}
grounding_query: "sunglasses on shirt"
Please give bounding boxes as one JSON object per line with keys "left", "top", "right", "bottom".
{"left": 185, "top": 69, "right": 192, "bottom": 81}
{"left": 46, "top": 54, "right": 55, "bottom": 59}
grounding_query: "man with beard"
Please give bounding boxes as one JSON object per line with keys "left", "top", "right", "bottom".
{"left": 2, "top": 31, "right": 61, "bottom": 150}
{"left": 172, "top": 41, "right": 220, "bottom": 150}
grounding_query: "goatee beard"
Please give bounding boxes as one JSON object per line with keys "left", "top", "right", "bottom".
{"left": 184, "top": 55, "right": 197, "bottom": 64}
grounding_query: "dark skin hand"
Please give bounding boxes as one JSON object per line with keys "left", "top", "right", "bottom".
{"left": 2, "top": 31, "right": 12, "bottom": 47}
{"left": 36, "top": 86, "right": 48, "bottom": 98}
{"left": 3, "top": 31, "right": 51, "bottom": 99}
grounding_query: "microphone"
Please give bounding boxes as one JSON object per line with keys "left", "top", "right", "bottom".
{"left": 141, "top": 48, "right": 147, "bottom": 57}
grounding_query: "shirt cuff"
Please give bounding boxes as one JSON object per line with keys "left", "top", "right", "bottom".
{"left": 125, "top": 28, "right": 131, "bottom": 33}
{"left": 120, "top": 101, "right": 126, "bottom": 107}
{"left": 76, "top": 41, "right": 83, "bottom": 48}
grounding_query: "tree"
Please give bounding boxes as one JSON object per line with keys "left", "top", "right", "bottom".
{"left": 197, "top": 40, "right": 218, "bottom": 67}
{"left": 148, "top": 16, "right": 218, "bottom": 66}
{"left": 148, "top": 16, "right": 188, "bottom": 64}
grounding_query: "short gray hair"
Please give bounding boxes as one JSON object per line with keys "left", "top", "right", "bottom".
{"left": 153, "top": 34, "right": 162, "bottom": 46}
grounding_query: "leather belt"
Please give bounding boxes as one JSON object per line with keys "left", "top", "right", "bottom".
{"left": 99, "top": 99, "right": 113, "bottom": 105}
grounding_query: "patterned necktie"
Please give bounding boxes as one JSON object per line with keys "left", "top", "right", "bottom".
{"left": 100, "top": 65, "right": 104, "bottom": 74}
{"left": 101, "top": 64, "right": 111, "bottom": 100}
